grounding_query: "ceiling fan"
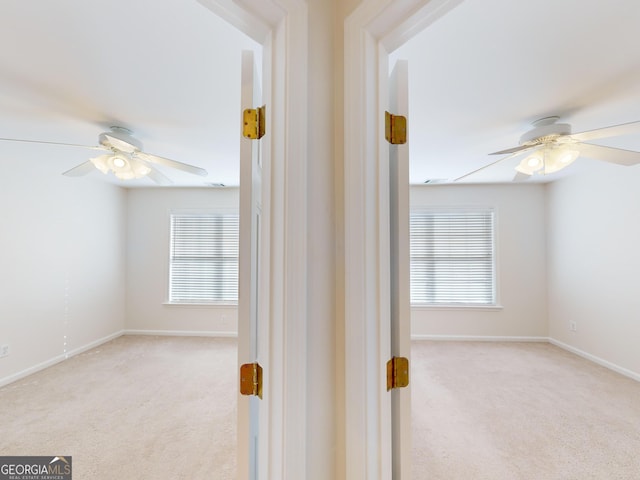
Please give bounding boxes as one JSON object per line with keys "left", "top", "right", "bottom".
{"left": 0, "top": 126, "right": 208, "bottom": 185}
{"left": 456, "top": 116, "right": 640, "bottom": 181}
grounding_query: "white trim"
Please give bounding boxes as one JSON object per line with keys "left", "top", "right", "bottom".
{"left": 262, "top": 25, "right": 284, "bottom": 480}
{"left": 196, "top": 0, "right": 277, "bottom": 44}
{"left": 270, "top": 5, "right": 309, "bottom": 478}
{"left": 168, "top": 206, "right": 239, "bottom": 215}
{"left": 162, "top": 302, "right": 238, "bottom": 308}
{"left": 376, "top": 0, "right": 465, "bottom": 52}
{"left": 411, "top": 305, "right": 504, "bottom": 311}
{"left": 124, "top": 329, "right": 238, "bottom": 338}
{"left": 194, "top": 2, "right": 308, "bottom": 479}
{"left": 195, "top": 3, "right": 310, "bottom": 478}
{"left": 411, "top": 335, "right": 548, "bottom": 342}
{"left": 549, "top": 338, "right": 640, "bottom": 383}
{"left": 65, "top": 330, "right": 125, "bottom": 356}
{"left": 344, "top": 1, "right": 462, "bottom": 478}
{"left": 344, "top": 20, "right": 384, "bottom": 478}
{"left": 0, "top": 330, "right": 124, "bottom": 388}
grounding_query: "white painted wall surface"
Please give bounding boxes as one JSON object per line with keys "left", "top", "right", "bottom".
{"left": 125, "top": 188, "right": 239, "bottom": 334}
{"left": 410, "top": 184, "right": 548, "bottom": 338}
{"left": 547, "top": 162, "right": 640, "bottom": 375}
{"left": 0, "top": 153, "right": 126, "bottom": 384}
{"left": 307, "top": 0, "right": 336, "bottom": 478}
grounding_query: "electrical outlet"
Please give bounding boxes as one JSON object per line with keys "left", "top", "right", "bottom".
{"left": 0, "top": 344, "right": 9, "bottom": 358}
{"left": 570, "top": 321, "right": 577, "bottom": 332}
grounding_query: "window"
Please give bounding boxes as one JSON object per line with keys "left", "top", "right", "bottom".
{"left": 410, "top": 208, "right": 496, "bottom": 306}
{"left": 169, "top": 212, "right": 239, "bottom": 304}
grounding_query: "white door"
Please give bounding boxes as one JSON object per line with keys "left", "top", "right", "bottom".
{"left": 388, "top": 59, "right": 411, "bottom": 479}
{"left": 238, "top": 49, "right": 267, "bottom": 480}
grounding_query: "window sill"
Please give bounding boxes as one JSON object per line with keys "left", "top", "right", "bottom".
{"left": 411, "top": 304, "right": 504, "bottom": 312}
{"left": 163, "top": 302, "right": 238, "bottom": 308}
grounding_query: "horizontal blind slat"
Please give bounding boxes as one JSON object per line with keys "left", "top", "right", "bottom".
{"left": 169, "top": 213, "right": 239, "bottom": 304}
{"left": 410, "top": 208, "right": 495, "bottom": 305}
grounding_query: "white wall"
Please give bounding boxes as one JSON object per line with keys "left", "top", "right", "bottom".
{"left": 126, "top": 187, "right": 239, "bottom": 334}
{"left": 547, "top": 162, "right": 640, "bottom": 376}
{"left": 0, "top": 155, "right": 126, "bottom": 384}
{"left": 307, "top": 0, "right": 337, "bottom": 477}
{"left": 410, "top": 184, "right": 548, "bottom": 338}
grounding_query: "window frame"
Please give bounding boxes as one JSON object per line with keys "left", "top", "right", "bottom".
{"left": 409, "top": 206, "right": 499, "bottom": 308}
{"left": 166, "top": 208, "right": 240, "bottom": 306}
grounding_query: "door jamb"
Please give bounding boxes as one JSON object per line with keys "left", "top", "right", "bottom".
{"left": 343, "top": 1, "right": 462, "bottom": 478}
{"left": 198, "top": 1, "right": 309, "bottom": 478}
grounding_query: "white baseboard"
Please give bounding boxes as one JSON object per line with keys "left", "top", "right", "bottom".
{"left": 0, "top": 329, "right": 236, "bottom": 388}
{"left": 411, "top": 334, "right": 639, "bottom": 383}
{"left": 4, "top": 331, "right": 635, "bottom": 389}
{"left": 549, "top": 337, "right": 640, "bottom": 383}
{"left": 412, "top": 334, "right": 548, "bottom": 342}
{"left": 0, "top": 330, "right": 125, "bottom": 388}
{"left": 124, "top": 329, "right": 238, "bottom": 338}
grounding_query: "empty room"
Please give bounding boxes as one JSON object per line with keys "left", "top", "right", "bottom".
{"left": 2, "top": 0, "right": 640, "bottom": 479}
{"left": 395, "top": 1, "right": 640, "bottom": 477}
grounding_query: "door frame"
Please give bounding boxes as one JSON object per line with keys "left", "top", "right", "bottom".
{"left": 343, "top": 1, "right": 462, "bottom": 478}
{"left": 198, "top": 1, "right": 309, "bottom": 478}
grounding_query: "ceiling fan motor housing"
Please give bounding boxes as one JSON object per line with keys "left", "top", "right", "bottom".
{"left": 99, "top": 126, "right": 143, "bottom": 153}
{"left": 519, "top": 117, "right": 572, "bottom": 145}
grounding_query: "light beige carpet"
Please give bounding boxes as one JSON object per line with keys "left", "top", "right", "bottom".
{"left": 411, "top": 341, "right": 640, "bottom": 480}
{"left": 3, "top": 337, "right": 640, "bottom": 479}
{"left": 0, "top": 335, "right": 237, "bottom": 479}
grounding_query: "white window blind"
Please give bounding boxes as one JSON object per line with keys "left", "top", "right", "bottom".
{"left": 410, "top": 208, "right": 495, "bottom": 305}
{"left": 169, "top": 213, "right": 239, "bottom": 304}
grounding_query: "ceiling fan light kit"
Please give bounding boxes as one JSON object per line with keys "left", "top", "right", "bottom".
{"left": 514, "top": 117, "right": 579, "bottom": 176}
{"left": 515, "top": 145, "right": 580, "bottom": 176}
{"left": 90, "top": 153, "right": 152, "bottom": 180}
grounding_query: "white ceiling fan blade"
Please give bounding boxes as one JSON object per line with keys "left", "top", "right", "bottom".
{"left": 513, "top": 171, "right": 530, "bottom": 182}
{"left": 570, "top": 120, "right": 640, "bottom": 142}
{"left": 456, "top": 145, "right": 541, "bottom": 181}
{"left": 578, "top": 143, "right": 640, "bottom": 166}
{"left": 454, "top": 156, "right": 512, "bottom": 181}
{"left": 0, "top": 136, "right": 105, "bottom": 151}
{"left": 62, "top": 160, "right": 97, "bottom": 177}
{"left": 135, "top": 151, "right": 208, "bottom": 177}
{"left": 489, "top": 143, "right": 537, "bottom": 155}
{"left": 145, "top": 164, "right": 174, "bottom": 185}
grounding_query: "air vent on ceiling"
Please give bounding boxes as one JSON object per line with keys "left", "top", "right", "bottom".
{"left": 423, "top": 179, "right": 448, "bottom": 184}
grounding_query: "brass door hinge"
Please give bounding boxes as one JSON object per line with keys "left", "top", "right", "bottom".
{"left": 240, "top": 362, "right": 263, "bottom": 399}
{"left": 243, "top": 105, "right": 266, "bottom": 140}
{"left": 386, "top": 356, "right": 409, "bottom": 391}
{"left": 385, "top": 111, "right": 407, "bottom": 145}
